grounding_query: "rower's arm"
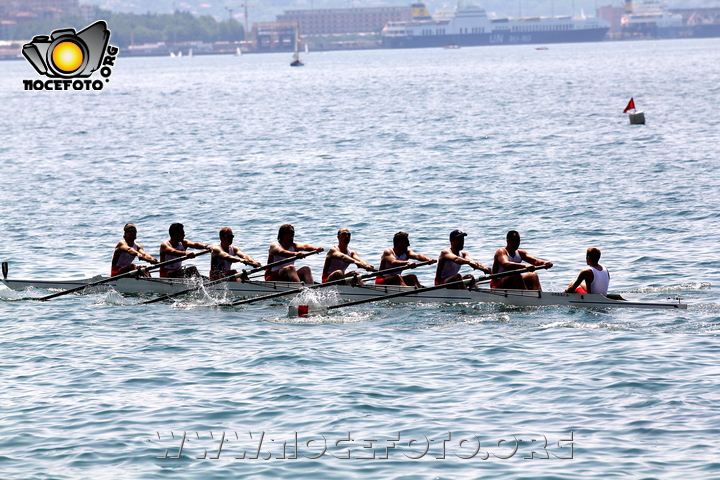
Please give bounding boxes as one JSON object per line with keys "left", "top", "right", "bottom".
{"left": 184, "top": 240, "right": 212, "bottom": 251}
{"left": 351, "top": 252, "right": 375, "bottom": 271}
{"left": 135, "top": 244, "right": 158, "bottom": 263}
{"left": 520, "top": 250, "right": 553, "bottom": 269}
{"left": 234, "top": 247, "right": 261, "bottom": 267}
{"left": 382, "top": 249, "right": 410, "bottom": 267}
{"left": 460, "top": 254, "right": 491, "bottom": 274}
{"left": 269, "top": 243, "right": 299, "bottom": 258}
{"left": 564, "top": 269, "right": 592, "bottom": 293}
{"left": 408, "top": 249, "right": 436, "bottom": 264}
{"left": 296, "top": 242, "right": 324, "bottom": 254}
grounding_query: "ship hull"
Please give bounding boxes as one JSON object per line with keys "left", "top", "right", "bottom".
{"left": 382, "top": 27, "right": 609, "bottom": 48}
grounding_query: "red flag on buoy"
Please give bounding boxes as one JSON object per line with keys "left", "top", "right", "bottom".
{"left": 623, "top": 98, "right": 636, "bottom": 113}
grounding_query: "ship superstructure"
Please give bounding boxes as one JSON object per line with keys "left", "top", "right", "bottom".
{"left": 382, "top": 2, "right": 610, "bottom": 48}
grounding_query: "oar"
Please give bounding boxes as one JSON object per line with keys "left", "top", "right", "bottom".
{"left": 293, "top": 264, "right": 552, "bottom": 315}
{"left": 227, "top": 260, "right": 436, "bottom": 307}
{"left": 139, "top": 251, "right": 321, "bottom": 305}
{"left": 37, "top": 250, "right": 211, "bottom": 301}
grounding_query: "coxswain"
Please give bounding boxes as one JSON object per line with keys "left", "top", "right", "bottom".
{"left": 321, "top": 228, "right": 376, "bottom": 284}
{"left": 111, "top": 223, "right": 158, "bottom": 277}
{"left": 491, "top": 230, "right": 553, "bottom": 290}
{"left": 435, "top": 229, "right": 491, "bottom": 289}
{"left": 159, "top": 223, "right": 211, "bottom": 278}
{"left": 209, "top": 227, "right": 261, "bottom": 281}
{"left": 266, "top": 224, "right": 323, "bottom": 283}
{"left": 564, "top": 248, "right": 609, "bottom": 295}
{"left": 376, "top": 231, "right": 436, "bottom": 287}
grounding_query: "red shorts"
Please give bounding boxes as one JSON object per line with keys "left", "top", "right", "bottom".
{"left": 575, "top": 286, "right": 587, "bottom": 294}
{"left": 265, "top": 270, "right": 282, "bottom": 281}
{"left": 322, "top": 274, "right": 330, "bottom": 283}
{"left": 111, "top": 268, "right": 122, "bottom": 277}
{"left": 490, "top": 278, "right": 501, "bottom": 289}
{"left": 375, "top": 276, "right": 388, "bottom": 285}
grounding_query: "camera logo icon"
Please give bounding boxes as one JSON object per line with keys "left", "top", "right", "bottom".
{"left": 22, "top": 21, "right": 110, "bottom": 78}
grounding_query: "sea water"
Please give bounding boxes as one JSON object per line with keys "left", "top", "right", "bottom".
{"left": 1, "top": 38, "right": 719, "bottom": 479}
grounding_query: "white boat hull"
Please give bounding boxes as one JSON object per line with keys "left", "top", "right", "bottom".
{"left": 1, "top": 276, "right": 687, "bottom": 310}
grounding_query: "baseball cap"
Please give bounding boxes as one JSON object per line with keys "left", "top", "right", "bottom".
{"left": 124, "top": 223, "right": 137, "bottom": 232}
{"left": 450, "top": 229, "right": 467, "bottom": 240}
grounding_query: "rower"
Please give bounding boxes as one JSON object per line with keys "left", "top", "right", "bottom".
{"left": 159, "top": 223, "right": 211, "bottom": 278}
{"left": 564, "top": 248, "right": 609, "bottom": 295}
{"left": 266, "top": 224, "right": 323, "bottom": 283}
{"left": 376, "top": 231, "right": 436, "bottom": 287}
{"left": 209, "top": 227, "right": 261, "bottom": 281}
{"left": 491, "top": 230, "right": 553, "bottom": 290}
{"left": 111, "top": 223, "right": 158, "bottom": 277}
{"left": 321, "top": 228, "right": 376, "bottom": 284}
{"left": 435, "top": 229, "right": 491, "bottom": 289}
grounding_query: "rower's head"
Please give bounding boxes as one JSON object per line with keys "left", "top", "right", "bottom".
{"left": 337, "top": 228, "right": 351, "bottom": 245}
{"left": 219, "top": 227, "right": 234, "bottom": 245}
{"left": 278, "top": 224, "right": 295, "bottom": 244}
{"left": 123, "top": 223, "right": 137, "bottom": 241}
{"left": 449, "top": 229, "right": 467, "bottom": 249}
{"left": 169, "top": 223, "right": 185, "bottom": 241}
{"left": 506, "top": 230, "right": 521, "bottom": 249}
{"left": 393, "top": 231, "right": 410, "bottom": 252}
{"left": 586, "top": 247, "right": 601, "bottom": 264}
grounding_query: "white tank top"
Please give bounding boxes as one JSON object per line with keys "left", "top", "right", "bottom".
{"left": 211, "top": 244, "right": 236, "bottom": 273}
{"left": 497, "top": 248, "right": 522, "bottom": 273}
{"left": 269, "top": 244, "right": 295, "bottom": 272}
{"left": 163, "top": 242, "right": 186, "bottom": 270}
{"left": 589, "top": 266, "right": 610, "bottom": 295}
{"left": 438, "top": 251, "right": 468, "bottom": 279}
{"left": 324, "top": 248, "right": 353, "bottom": 276}
{"left": 115, "top": 243, "right": 138, "bottom": 268}
{"left": 378, "top": 251, "right": 408, "bottom": 279}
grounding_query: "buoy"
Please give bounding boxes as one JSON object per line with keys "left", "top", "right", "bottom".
{"left": 629, "top": 111, "right": 645, "bottom": 124}
{"left": 288, "top": 305, "right": 310, "bottom": 317}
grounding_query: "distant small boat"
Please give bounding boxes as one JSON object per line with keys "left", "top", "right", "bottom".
{"left": 443, "top": 44, "right": 460, "bottom": 49}
{"left": 536, "top": 46, "right": 549, "bottom": 50}
{"left": 290, "top": 21, "right": 304, "bottom": 67}
{"left": 236, "top": 47, "right": 242, "bottom": 56}
{"left": 170, "top": 52, "right": 176, "bottom": 57}
{"left": 188, "top": 48, "right": 193, "bottom": 57}
{"left": 178, "top": 51, "right": 182, "bottom": 57}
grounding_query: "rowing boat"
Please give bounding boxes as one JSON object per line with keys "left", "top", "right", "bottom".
{"left": 1, "top": 274, "right": 687, "bottom": 309}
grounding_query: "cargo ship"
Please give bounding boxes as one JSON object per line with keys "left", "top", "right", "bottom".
{"left": 381, "top": 3, "right": 610, "bottom": 48}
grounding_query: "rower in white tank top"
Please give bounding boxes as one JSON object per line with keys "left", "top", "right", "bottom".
{"left": 588, "top": 265, "right": 610, "bottom": 295}
{"left": 162, "top": 241, "right": 186, "bottom": 270}
{"left": 211, "top": 244, "right": 236, "bottom": 274}
{"left": 438, "top": 251, "right": 467, "bottom": 279}
{"left": 269, "top": 244, "right": 296, "bottom": 273}
{"left": 496, "top": 248, "right": 522, "bottom": 274}
{"left": 115, "top": 243, "right": 140, "bottom": 269}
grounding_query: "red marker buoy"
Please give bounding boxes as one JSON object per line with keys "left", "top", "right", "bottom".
{"left": 298, "top": 305, "right": 309, "bottom": 317}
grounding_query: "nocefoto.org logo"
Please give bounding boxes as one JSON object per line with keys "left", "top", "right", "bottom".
{"left": 22, "top": 20, "right": 119, "bottom": 91}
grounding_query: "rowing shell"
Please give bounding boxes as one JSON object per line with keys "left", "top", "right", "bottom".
{"left": 1, "top": 276, "right": 687, "bottom": 309}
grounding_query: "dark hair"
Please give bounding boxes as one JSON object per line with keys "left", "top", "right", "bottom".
{"left": 219, "top": 227, "right": 232, "bottom": 238}
{"left": 278, "top": 224, "right": 294, "bottom": 240}
{"left": 169, "top": 223, "right": 184, "bottom": 237}
{"left": 506, "top": 230, "right": 520, "bottom": 241}
{"left": 587, "top": 247, "right": 601, "bottom": 263}
{"left": 393, "top": 231, "right": 409, "bottom": 246}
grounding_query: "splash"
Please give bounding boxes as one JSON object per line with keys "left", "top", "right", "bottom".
{"left": 623, "top": 282, "right": 710, "bottom": 294}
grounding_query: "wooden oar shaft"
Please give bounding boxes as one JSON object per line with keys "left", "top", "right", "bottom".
{"left": 325, "top": 264, "right": 550, "bottom": 311}
{"left": 38, "top": 250, "right": 211, "bottom": 301}
{"left": 140, "top": 251, "right": 320, "bottom": 305}
{"left": 228, "top": 260, "right": 435, "bottom": 307}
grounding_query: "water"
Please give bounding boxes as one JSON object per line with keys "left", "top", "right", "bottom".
{"left": 1, "top": 38, "right": 720, "bottom": 478}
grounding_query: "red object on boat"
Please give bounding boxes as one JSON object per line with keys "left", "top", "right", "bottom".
{"left": 623, "top": 98, "right": 636, "bottom": 113}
